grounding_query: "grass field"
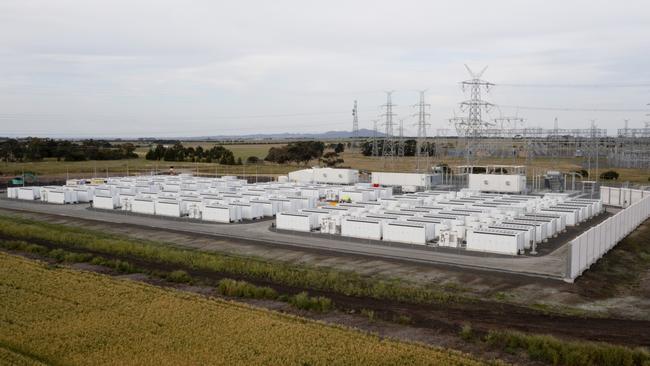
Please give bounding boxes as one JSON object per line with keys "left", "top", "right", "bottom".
{"left": 0, "top": 253, "right": 484, "bottom": 366}
{"left": 2, "top": 141, "right": 649, "bottom": 183}
{"left": 0, "top": 215, "right": 458, "bottom": 305}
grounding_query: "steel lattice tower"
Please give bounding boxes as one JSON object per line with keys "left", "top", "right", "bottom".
{"left": 352, "top": 100, "right": 359, "bottom": 149}
{"left": 449, "top": 65, "right": 495, "bottom": 165}
{"left": 372, "top": 119, "right": 379, "bottom": 157}
{"left": 413, "top": 90, "right": 431, "bottom": 172}
{"left": 397, "top": 119, "right": 405, "bottom": 157}
{"left": 381, "top": 91, "right": 397, "bottom": 166}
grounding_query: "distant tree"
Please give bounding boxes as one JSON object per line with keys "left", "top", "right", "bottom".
{"left": 572, "top": 169, "right": 588, "bottom": 178}
{"left": 334, "top": 143, "right": 345, "bottom": 154}
{"left": 600, "top": 170, "right": 619, "bottom": 180}
{"left": 265, "top": 141, "right": 325, "bottom": 165}
{"left": 320, "top": 151, "right": 344, "bottom": 167}
{"left": 246, "top": 156, "right": 260, "bottom": 165}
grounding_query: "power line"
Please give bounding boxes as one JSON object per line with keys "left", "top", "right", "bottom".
{"left": 497, "top": 104, "right": 648, "bottom": 112}
{"left": 496, "top": 83, "right": 650, "bottom": 88}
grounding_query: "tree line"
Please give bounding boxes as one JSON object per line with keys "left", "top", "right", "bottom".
{"left": 264, "top": 141, "right": 326, "bottom": 164}
{"left": 145, "top": 143, "right": 241, "bottom": 165}
{"left": 0, "top": 138, "right": 138, "bottom": 162}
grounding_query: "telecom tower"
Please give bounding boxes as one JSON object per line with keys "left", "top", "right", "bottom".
{"left": 413, "top": 90, "right": 431, "bottom": 172}
{"left": 381, "top": 91, "right": 397, "bottom": 166}
{"left": 449, "top": 65, "right": 495, "bottom": 165}
{"left": 352, "top": 100, "right": 359, "bottom": 149}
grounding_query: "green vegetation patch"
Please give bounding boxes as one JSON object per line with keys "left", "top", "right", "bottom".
{"left": 0, "top": 215, "right": 458, "bottom": 306}
{"left": 485, "top": 330, "right": 650, "bottom": 366}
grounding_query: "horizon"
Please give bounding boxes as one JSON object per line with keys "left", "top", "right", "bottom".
{"left": 1, "top": 1, "right": 649, "bottom": 137}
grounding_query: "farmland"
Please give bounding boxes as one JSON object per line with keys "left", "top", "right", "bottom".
{"left": 2, "top": 140, "right": 650, "bottom": 184}
{"left": 0, "top": 252, "right": 484, "bottom": 366}
{"left": 2, "top": 210, "right": 650, "bottom": 364}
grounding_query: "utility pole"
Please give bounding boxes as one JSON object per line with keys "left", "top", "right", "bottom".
{"left": 381, "top": 91, "right": 397, "bottom": 167}
{"left": 413, "top": 90, "right": 431, "bottom": 172}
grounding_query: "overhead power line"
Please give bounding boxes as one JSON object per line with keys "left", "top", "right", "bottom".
{"left": 497, "top": 104, "right": 649, "bottom": 112}
{"left": 496, "top": 83, "right": 650, "bottom": 88}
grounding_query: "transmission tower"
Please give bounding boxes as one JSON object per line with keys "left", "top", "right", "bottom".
{"left": 589, "top": 119, "right": 600, "bottom": 181}
{"left": 493, "top": 115, "right": 525, "bottom": 160}
{"left": 352, "top": 100, "right": 359, "bottom": 149}
{"left": 449, "top": 65, "right": 495, "bottom": 165}
{"left": 397, "top": 119, "right": 405, "bottom": 157}
{"left": 372, "top": 119, "right": 379, "bottom": 157}
{"left": 381, "top": 91, "right": 397, "bottom": 166}
{"left": 413, "top": 90, "right": 431, "bottom": 172}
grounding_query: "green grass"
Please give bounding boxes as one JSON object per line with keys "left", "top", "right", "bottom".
{"left": 484, "top": 330, "right": 650, "bottom": 366}
{"left": 216, "top": 278, "right": 278, "bottom": 300}
{"left": 576, "top": 221, "right": 650, "bottom": 297}
{"left": 0, "top": 215, "right": 458, "bottom": 306}
{"left": 289, "top": 291, "right": 333, "bottom": 312}
{"left": 167, "top": 269, "right": 192, "bottom": 283}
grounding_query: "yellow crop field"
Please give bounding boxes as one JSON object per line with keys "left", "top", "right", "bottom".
{"left": 0, "top": 253, "right": 485, "bottom": 366}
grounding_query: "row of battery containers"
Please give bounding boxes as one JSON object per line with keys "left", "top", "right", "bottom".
{"left": 276, "top": 213, "right": 436, "bottom": 245}
{"left": 274, "top": 200, "right": 601, "bottom": 254}
{"left": 6, "top": 186, "right": 96, "bottom": 204}
{"left": 104, "top": 177, "right": 392, "bottom": 203}
{"left": 93, "top": 194, "right": 319, "bottom": 222}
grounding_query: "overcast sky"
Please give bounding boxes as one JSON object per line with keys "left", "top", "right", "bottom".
{"left": 1, "top": 0, "right": 649, "bottom": 137}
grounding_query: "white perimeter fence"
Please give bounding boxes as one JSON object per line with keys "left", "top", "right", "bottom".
{"left": 600, "top": 186, "right": 650, "bottom": 208}
{"left": 565, "top": 194, "right": 650, "bottom": 282}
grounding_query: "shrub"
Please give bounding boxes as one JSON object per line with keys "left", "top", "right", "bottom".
{"left": 459, "top": 323, "right": 474, "bottom": 342}
{"left": 361, "top": 308, "right": 376, "bottom": 322}
{"left": 24, "top": 243, "right": 48, "bottom": 255}
{"left": 48, "top": 248, "right": 67, "bottom": 261}
{"left": 62, "top": 252, "right": 93, "bottom": 263}
{"left": 600, "top": 170, "right": 619, "bottom": 180}
{"left": 393, "top": 314, "right": 412, "bottom": 325}
{"left": 167, "top": 270, "right": 192, "bottom": 283}
{"left": 485, "top": 330, "right": 650, "bottom": 366}
{"left": 289, "top": 292, "right": 333, "bottom": 312}
{"left": 573, "top": 169, "right": 589, "bottom": 178}
{"left": 245, "top": 156, "right": 260, "bottom": 165}
{"left": 216, "top": 279, "right": 278, "bottom": 300}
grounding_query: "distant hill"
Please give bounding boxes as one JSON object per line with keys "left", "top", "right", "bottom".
{"left": 186, "top": 128, "right": 384, "bottom": 141}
